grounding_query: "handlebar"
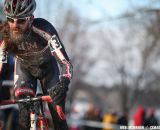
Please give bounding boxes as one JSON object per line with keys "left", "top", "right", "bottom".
{"left": 0, "top": 95, "right": 53, "bottom": 106}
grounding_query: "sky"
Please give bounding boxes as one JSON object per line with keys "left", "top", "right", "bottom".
{"left": 1, "top": 0, "right": 160, "bottom": 22}
{"left": 33, "top": 0, "right": 160, "bottom": 22}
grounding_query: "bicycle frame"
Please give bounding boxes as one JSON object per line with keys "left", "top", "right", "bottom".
{"left": 0, "top": 95, "right": 52, "bottom": 130}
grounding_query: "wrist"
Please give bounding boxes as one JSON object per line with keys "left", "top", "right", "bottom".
{"left": 60, "top": 77, "right": 70, "bottom": 87}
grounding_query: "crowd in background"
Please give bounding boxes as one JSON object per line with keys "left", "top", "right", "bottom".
{"left": 69, "top": 104, "right": 159, "bottom": 130}
{"left": 133, "top": 106, "right": 159, "bottom": 127}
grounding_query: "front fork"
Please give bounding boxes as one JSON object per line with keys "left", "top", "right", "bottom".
{"left": 30, "top": 112, "right": 37, "bottom": 130}
{"left": 38, "top": 115, "right": 48, "bottom": 130}
{"left": 30, "top": 99, "right": 48, "bottom": 130}
{"left": 30, "top": 112, "right": 48, "bottom": 130}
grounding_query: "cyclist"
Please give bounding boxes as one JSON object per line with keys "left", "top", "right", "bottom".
{"left": 0, "top": 0, "right": 73, "bottom": 130}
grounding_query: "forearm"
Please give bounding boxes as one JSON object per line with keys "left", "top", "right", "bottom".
{"left": 59, "top": 59, "right": 73, "bottom": 80}
{"left": 53, "top": 50, "right": 73, "bottom": 80}
{"left": 48, "top": 35, "right": 73, "bottom": 80}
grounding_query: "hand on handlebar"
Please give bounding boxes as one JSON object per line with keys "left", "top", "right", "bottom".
{"left": 48, "top": 77, "right": 70, "bottom": 105}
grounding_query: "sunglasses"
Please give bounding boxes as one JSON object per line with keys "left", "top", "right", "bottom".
{"left": 6, "top": 16, "right": 30, "bottom": 24}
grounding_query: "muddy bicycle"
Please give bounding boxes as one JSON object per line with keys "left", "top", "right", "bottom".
{"left": 0, "top": 93, "right": 54, "bottom": 130}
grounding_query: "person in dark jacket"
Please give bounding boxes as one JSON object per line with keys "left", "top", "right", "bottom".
{"left": 117, "top": 112, "right": 128, "bottom": 126}
{"left": 144, "top": 108, "right": 159, "bottom": 127}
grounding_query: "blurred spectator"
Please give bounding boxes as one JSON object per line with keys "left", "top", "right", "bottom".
{"left": 102, "top": 111, "right": 117, "bottom": 130}
{"left": 70, "top": 107, "right": 83, "bottom": 130}
{"left": 0, "top": 54, "right": 14, "bottom": 102}
{"left": 94, "top": 107, "right": 103, "bottom": 130}
{"left": 117, "top": 112, "right": 128, "bottom": 126}
{"left": 83, "top": 104, "right": 98, "bottom": 130}
{"left": 144, "top": 108, "right": 159, "bottom": 127}
{"left": 0, "top": 54, "right": 19, "bottom": 130}
{"left": 133, "top": 106, "right": 146, "bottom": 126}
{"left": 82, "top": 104, "right": 103, "bottom": 130}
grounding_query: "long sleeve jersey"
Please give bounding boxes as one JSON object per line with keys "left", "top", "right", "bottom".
{"left": 0, "top": 18, "right": 73, "bottom": 80}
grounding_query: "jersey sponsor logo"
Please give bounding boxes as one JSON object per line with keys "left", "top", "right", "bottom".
{"left": 15, "top": 87, "right": 35, "bottom": 97}
{"left": 0, "top": 50, "right": 7, "bottom": 63}
{"left": 48, "top": 35, "right": 62, "bottom": 52}
{"left": 18, "top": 42, "right": 38, "bottom": 51}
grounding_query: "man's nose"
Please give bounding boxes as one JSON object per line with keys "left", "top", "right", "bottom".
{"left": 12, "top": 21, "right": 18, "bottom": 28}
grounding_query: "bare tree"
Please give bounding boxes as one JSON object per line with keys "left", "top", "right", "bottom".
{"left": 98, "top": 3, "right": 160, "bottom": 113}
{"left": 41, "top": 1, "right": 160, "bottom": 112}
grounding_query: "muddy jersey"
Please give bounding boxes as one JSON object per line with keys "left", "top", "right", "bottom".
{"left": 1, "top": 18, "right": 72, "bottom": 79}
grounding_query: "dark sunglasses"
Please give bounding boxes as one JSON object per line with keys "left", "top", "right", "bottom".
{"left": 6, "top": 16, "right": 30, "bottom": 24}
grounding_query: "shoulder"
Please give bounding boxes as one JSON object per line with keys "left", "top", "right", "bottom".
{"left": 31, "top": 18, "right": 58, "bottom": 37}
{"left": 32, "top": 18, "right": 52, "bottom": 28}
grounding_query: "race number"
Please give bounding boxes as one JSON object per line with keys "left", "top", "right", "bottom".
{"left": 48, "top": 35, "right": 62, "bottom": 52}
{"left": 0, "top": 50, "right": 7, "bottom": 63}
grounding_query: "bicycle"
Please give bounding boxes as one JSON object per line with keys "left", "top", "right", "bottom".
{"left": 0, "top": 94, "right": 53, "bottom": 130}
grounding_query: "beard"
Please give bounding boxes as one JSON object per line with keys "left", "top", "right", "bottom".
{"left": 9, "top": 27, "right": 25, "bottom": 43}
{"left": 0, "top": 22, "right": 30, "bottom": 54}
{"left": 5, "top": 28, "right": 29, "bottom": 54}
